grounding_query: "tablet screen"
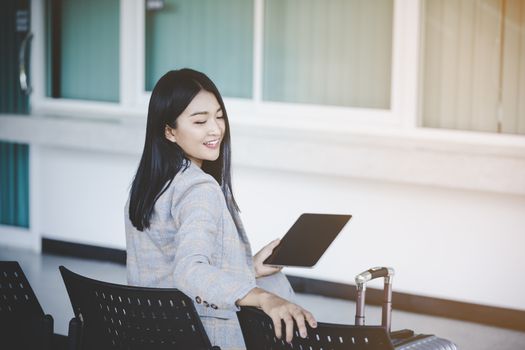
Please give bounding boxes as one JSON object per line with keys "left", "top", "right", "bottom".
{"left": 263, "top": 213, "right": 351, "bottom": 267}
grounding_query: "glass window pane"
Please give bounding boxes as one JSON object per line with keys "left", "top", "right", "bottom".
{"left": 263, "top": 0, "right": 393, "bottom": 109}
{"left": 501, "top": 0, "right": 525, "bottom": 134}
{"left": 421, "top": 0, "right": 525, "bottom": 135}
{"left": 46, "top": 0, "right": 120, "bottom": 102}
{"left": 145, "top": 0, "right": 253, "bottom": 98}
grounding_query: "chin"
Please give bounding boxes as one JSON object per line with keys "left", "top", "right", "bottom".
{"left": 203, "top": 152, "right": 220, "bottom": 162}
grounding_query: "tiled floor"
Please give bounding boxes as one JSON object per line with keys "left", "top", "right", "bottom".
{"left": 2, "top": 245, "right": 525, "bottom": 349}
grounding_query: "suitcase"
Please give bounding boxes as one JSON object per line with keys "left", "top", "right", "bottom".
{"left": 355, "top": 267, "right": 458, "bottom": 350}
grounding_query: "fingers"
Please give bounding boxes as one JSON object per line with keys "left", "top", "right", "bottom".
{"left": 283, "top": 314, "right": 294, "bottom": 343}
{"left": 270, "top": 306, "right": 316, "bottom": 343}
{"left": 304, "top": 309, "right": 317, "bottom": 328}
{"left": 262, "top": 295, "right": 316, "bottom": 343}
{"left": 292, "top": 309, "right": 307, "bottom": 338}
{"left": 269, "top": 238, "right": 281, "bottom": 248}
{"left": 271, "top": 314, "right": 282, "bottom": 340}
{"left": 262, "top": 239, "right": 280, "bottom": 255}
{"left": 255, "top": 239, "right": 280, "bottom": 264}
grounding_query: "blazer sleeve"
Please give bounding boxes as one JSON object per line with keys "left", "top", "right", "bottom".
{"left": 256, "top": 272, "right": 296, "bottom": 302}
{"left": 171, "top": 180, "right": 256, "bottom": 315}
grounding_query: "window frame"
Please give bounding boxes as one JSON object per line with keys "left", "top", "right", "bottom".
{"left": 31, "top": 0, "right": 421, "bottom": 130}
{"left": 29, "top": 0, "right": 525, "bottom": 155}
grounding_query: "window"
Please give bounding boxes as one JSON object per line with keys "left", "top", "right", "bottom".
{"left": 421, "top": 0, "right": 525, "bottom": 135}
{"left": 145, "top": 0, "right": 254, "bottom": 98}
{"left": 46, "top": 0, "right": 119, "bottom": 102}
{"left": 144, "top": 0, "right": 394, "bottom": 108}
{"left": 41, "top": 0, "right": 396, "bottom": 112}
{"left": 37, "top": 0, "right": 524, "bottom": 137}
{"left": 263, "top": 0, "right": 393, "bottom": 108}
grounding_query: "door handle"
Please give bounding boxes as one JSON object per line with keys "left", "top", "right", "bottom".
{"left": 19, "top": 32, "right": 33, "bottom": 94}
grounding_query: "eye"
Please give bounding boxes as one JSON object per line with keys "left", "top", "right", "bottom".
{"left": 217, "top": 115, "right": 224, "bottom": 119}
{"left": 194, "top": 121, "right": 206, "bottom": 125}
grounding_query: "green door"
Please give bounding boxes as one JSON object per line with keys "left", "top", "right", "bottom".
{"left": 0, "top": 0, "right": 31, "bottom": 228}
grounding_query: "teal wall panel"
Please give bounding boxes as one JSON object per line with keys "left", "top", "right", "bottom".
{"left": 0, "top": 0, "right": 31, "bottom": 229}
{"left": 0, "top": 143, "right": 30, "bottom": 228}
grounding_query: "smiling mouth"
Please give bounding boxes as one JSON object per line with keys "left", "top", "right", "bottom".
{"left": 203, "top": 139, "right": 220, "bottom": 147}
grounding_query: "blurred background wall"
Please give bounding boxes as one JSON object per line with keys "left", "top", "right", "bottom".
{"left": 1, "top": 0, "right": 524, "bottom": 312}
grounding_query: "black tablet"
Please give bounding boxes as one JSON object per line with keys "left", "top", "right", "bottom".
{"left": 263, "top": 213, "right": 351, "bottom": 267}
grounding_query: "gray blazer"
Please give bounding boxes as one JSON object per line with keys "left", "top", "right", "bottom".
{"left": 125, "top": 162, "right": 295, "bottom": 349}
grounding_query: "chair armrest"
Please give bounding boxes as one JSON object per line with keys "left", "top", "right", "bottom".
{"left": 42, "top": 314, "right": 54, "bottom": 350}
{"left": 67, "top": 317, "right": 82, "bottom": 350}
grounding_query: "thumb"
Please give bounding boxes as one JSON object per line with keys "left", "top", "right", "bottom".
{"left": 268, "top": 238, "right": 281, "bottom": 248}
{"left": 260, "top": 239, "right": 281, "bottom": 259}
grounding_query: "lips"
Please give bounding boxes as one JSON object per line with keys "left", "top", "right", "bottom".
{"left": 203, "top": 139, "right": 220, "bottom": 149}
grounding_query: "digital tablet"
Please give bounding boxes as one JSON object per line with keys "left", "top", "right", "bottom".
{"left": 263, "top": 213, "right": 351, "bottom": 267}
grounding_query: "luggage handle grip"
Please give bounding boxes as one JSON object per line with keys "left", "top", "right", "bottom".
{"left": 354, "top": 266, "right": 395, "bottom": 333}
{"left": 355, "top": 267, "right": 395, "bottom": 284}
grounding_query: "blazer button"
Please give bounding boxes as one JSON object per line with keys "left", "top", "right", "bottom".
{"left": 203, "top": 301, "right": 209, "bottom": 307}
{"left": 195, "top": 296, "right": 202, "bottom": 304}
{"left": 211, "top": 304, "right": 218, "bottom": 310}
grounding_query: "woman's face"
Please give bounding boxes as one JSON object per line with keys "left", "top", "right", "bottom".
{"left": 165, "top": 90, "right": 226, "bottom": 168}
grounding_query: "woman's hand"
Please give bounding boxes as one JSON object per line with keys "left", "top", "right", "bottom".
{"left": 253, "top": 239, "right": 283, "bottom": 278}
{"left": 259, "top": 292, "right": 317, "bottom": 343}
{"left": 237, "top": 288, "right": 318, "bottom": 343}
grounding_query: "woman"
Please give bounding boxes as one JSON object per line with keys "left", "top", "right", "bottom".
{"left": 125, "top": 69, "right": 317, "bottom": 349}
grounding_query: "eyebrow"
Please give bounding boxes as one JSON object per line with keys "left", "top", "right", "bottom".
{"left": 189, "top": 107, "right": 222, "bottom": 117}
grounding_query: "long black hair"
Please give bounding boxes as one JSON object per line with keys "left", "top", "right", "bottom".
{"left": 129, "top": 69, "right": 239, "bottom": 231}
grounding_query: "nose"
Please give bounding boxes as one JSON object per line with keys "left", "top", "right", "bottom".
{"left": 208, "top": 117, "right": 222, "bottom": 136}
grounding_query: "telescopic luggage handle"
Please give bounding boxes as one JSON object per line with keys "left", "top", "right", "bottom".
{"left": 354, "top": 267, "right": 395, "bottom": 333}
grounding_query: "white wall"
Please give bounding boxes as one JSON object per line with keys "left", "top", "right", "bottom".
{"left": 36, "top": 144, "right": 525, "bottom": 311}
{"left": 234, "top": 165, "right": 525, "bottom": 311}
{"left": 39, "top": 146, "right": 136, "bottom": 249}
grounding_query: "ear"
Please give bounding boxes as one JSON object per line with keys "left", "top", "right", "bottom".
{"left": 165, "top": 124, "right": 176, "bottom": 143}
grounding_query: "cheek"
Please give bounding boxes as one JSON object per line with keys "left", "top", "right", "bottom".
{"left": 176, "top": 125, "right": 202, "bottom": 144}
